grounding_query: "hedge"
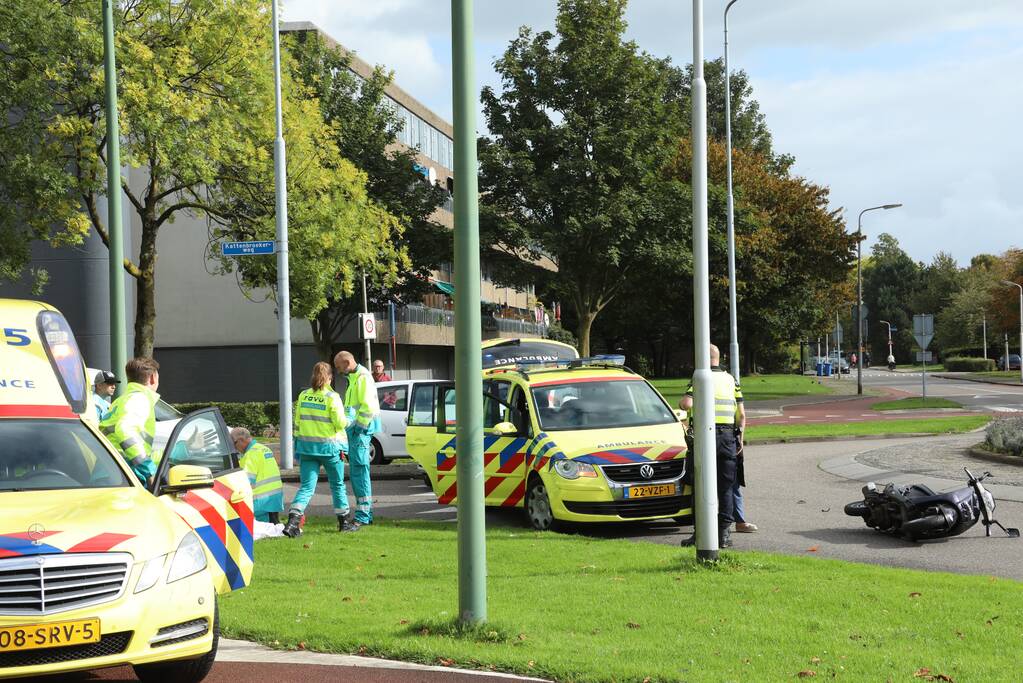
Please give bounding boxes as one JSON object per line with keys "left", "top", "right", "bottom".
{"left": 944, "top": 356, "right": 996, "bottom": 372}
{"left": 985, "top": 417, "right": 1023, "bottom": 457}
{"left": 173, "top": 402, "right": 279, "bottom": 434}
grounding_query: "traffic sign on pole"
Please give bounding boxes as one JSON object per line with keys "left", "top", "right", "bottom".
{"left": 359, "top": 313, "right": 377, "bottom": 340}
{"left": 913, "top": 314, "right": 934, "bottom": 349}
{"left": 915, "top": 351, "right": 933, "bottom": 363}
{"left": 221, "top": 240, "right": 275, "bottom": 256}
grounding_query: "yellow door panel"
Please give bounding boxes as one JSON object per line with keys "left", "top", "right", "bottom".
{"left": 155, "top": 408, "right": 254, "bottom": 594}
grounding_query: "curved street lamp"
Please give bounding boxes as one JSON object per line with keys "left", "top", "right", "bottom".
{"left": 856, "top": 203, "right": 902, "bottom": 394}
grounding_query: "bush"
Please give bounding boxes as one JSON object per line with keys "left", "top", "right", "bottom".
{"left": 984, "top": 417, "right": 1023, "bottom": 456}
{"left": 173, "top": 401, "right": 279, "bottom": 434}
{"left": 944, "top": 356, "right": 996, "bottom": 372}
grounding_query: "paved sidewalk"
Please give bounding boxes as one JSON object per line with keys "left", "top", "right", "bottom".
{"left": 819, "top": 432, "right": 1023, "bottom": 502}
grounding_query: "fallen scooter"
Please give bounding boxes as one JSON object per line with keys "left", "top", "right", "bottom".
{"left": 844, "top": 467, "right": 1020, "bottom": 542}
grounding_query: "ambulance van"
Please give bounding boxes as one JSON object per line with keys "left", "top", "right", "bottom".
{"left": 407, "top": 339, "right": 693, "bottom": 530}
{"left": 0, "top": 299, "right": 252, "bottom": 682}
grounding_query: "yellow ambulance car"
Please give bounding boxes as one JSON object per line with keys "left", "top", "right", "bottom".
{"left": 0, "top": 299, "right": 253, "bottom": 681}
{"left": 408, "top": 339, "right": 692, "bottom": 530}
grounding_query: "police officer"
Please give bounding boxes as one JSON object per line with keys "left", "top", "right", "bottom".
{"left": 232, "top": 427, "right": 283, "bottom": 525}
{"left": 283, "top": 362, "right": 353, "bottom": 537}
{"left": 334, "top": 350, "right": 380, "bottom": 531}
{"left": 679, "top": 344, "right": 745, "bottom": 549}
{"left": 93, "top": 370, "right": 119, "bottom": 422}
{"left": 99, "top": 358, "right": 160, "bottom": 486}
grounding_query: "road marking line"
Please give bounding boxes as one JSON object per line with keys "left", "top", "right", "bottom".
{"left": 417, "top": 508, "right": 457, "bottom": 515}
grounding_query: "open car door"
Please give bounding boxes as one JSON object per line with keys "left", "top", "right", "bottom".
{"left": 152, "top": 408, "right": 254, "bottom": 594}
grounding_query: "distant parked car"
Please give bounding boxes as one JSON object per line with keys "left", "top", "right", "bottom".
{"left": 998, "top": 354, "right": 1022, "bottom": 371}
{"left": 373, "top": 379, "right": 449, "bottom": 464}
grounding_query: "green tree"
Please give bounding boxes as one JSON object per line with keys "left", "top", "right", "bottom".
{"left": 862, "top": 234, "right": 920, "bottom": 362}
{"left": 478, "top": 0, "right": 686, "bottom": 355}
{"left": 285, "top": 32, "right": 451, "bottom": 358}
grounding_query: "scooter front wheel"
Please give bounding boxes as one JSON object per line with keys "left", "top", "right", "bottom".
{"left": 844, "top": 500, "right": 870, "bottom": 518}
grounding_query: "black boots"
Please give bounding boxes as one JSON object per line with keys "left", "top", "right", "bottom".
{"left": 680, "top": 525, "right": 732, "bottom": 548}
{"left": 337, "top": 513, "right": 358, "bottom": 533}
{"left": 282, "top": 511, "right": 303, "bottom": 538}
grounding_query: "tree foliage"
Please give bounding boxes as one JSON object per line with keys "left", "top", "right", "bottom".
{"left": 0, "top": 1, "right": 398, "bottom": 358}
{"left": 283, "top": 32, "right": 450, "bottom": 358}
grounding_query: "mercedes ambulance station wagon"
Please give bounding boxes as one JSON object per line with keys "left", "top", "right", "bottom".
{"left": 0, "top": 299, "right": 253, "bottom": 682}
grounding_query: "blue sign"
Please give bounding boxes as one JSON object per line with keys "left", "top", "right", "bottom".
{"left": 222, "top": 240, "right": 275, "bottom": 256}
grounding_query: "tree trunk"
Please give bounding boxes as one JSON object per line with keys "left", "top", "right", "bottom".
{"left": 310, "top": 316, "right": 333, "bottom": 362}
{"left": 576, "top": 310, "right": 596, "bottom": 357}
{"left": 133, "top": 221, "right": 159, "bottom": 358}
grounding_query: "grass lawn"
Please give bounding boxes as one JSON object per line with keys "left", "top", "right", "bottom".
{"left": 652, "top": 374, "right": 834, "bottom": 405}
{"left": 747, "top": 415, "right": 989, "bottom": 442}
{"left": 870, "top": 397, "right": 963, "bottom": 411}
{"left": 899, "top": 363, "right": 946, "bottom": 372}
{"left": 223, "top": 520, "right": 1021, "bottom": 682}
{"left": 972, "top": 370, "right": 1022, "bottom": 381}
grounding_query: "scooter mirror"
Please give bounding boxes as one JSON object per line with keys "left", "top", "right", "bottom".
{"left": 1007, "top": 528, "right": 1020, "bottom": 538}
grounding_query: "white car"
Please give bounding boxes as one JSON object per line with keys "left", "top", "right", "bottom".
{"left": 87, "top": 367, "right": 217, "bottom": 456}
{"left": 372, "top": 379, "right": 449, "bottom": 464}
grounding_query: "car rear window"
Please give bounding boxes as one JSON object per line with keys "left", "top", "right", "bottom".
{"left": 0, "top": 419, "right": 131, "bottom": 491}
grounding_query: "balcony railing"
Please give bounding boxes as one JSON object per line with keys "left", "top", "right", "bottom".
{"left": 375, "top": 304, "right": 546, "bottom": 336}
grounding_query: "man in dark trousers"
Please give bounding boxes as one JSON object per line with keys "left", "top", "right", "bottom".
{"left": 678, "top": 344, "right": 745, "bottom": 548}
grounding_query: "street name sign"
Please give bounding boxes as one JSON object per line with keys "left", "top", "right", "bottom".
{"left": 913, "top": 314, "right": 934, "bottom": 349}
{"left": 222, "top": 240, "right": 275, "bottom": 256}
{"left": 916, "top": 351, "right": 933, "bottom": 363}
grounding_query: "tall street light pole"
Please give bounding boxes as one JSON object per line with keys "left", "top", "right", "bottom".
{"left": 1001, "top": 280, "right": 1023, "bottom": 384}
{"left": 856, "top": 203, "right": 902, "bottom": 394}
{"left": 691, "top": 0, "right": 718, "bottom": 562}
{"left": 271, "top": 1, "right": 294, "bottom": 470}
{"left": 102, "top": 0, "right": 127, "bottom": 389}
{"left": 724, "top": 0, "right": 741, "bottom": 382}
{"left": 452, "top": 0, "right": 486, "bottom": 621}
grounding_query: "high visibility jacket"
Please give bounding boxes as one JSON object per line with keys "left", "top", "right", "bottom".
{"left": 344, "top": 365, "right": 380, "bottom": 434}
{"left": 684, "top": 367, "right": 744, "bottom": 426}
{"left": 94, "top": 393, "right": 111, "bottom": 423}
{"left": 294, "top": 385, "right": 348, "bottom": 456}
{"left": 240, "top": 440, "right": 283, "bottom": 515}
{"left": 100, "top": 382, "right": 158, "bottom": 484}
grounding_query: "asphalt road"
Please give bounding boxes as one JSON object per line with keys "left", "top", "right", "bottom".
{"left": 860, "top": 368, "right": 1023, "bottom": 412}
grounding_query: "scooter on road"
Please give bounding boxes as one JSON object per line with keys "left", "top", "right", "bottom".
{"left": 844, "top": 467, "right": 1020, "bottom": 542}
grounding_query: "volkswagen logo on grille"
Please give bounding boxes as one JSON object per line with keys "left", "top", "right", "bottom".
{"left": 639, "top": 464, "right": 655, "bottom": 480}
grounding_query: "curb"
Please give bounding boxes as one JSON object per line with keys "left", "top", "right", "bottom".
{"left": 967, "top": 446, "right": 1023, "bottom": 467}
{"left": 747, "top": 431, "right": 961, "bottom": 446}
{"left": 932, "top": 373, "right": 1023, "bottom": 387}
{"left": 280, "top": 464, "right": 420, "bottom": 483}
{"left": 217, "top": 639, "right": 547, "bottom": 680}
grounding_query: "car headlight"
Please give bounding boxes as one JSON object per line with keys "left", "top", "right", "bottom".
{"left": 134, "top": 554, "right": 167, "bottom": 594}
{"left": 554, "top": 459, "right": 597, "bottom": 480}
{"left": 167, "top": 532, "right": 208, "bottom": 584}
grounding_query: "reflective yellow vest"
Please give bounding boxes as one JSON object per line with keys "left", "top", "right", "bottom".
{"left": 240, "top": 440, "right": 283, "bottom": 514}
{"left": 685, "top": 368, "right": 743, "bottom": 425}
{"left": 100, "top": 382, "right": 158, "bottom": 484}
{"left": 294, "top": 386, "right": 348, "bottom": 456}
{"left": 344, "top": 365, "right": 381, "bottom": 433}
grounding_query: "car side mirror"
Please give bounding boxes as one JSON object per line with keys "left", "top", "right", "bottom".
{"left": 491, "top": 421, "right": 518, "bottom": 436}
{"left": 164, "top": 465, "right": 215, "bottom": 493}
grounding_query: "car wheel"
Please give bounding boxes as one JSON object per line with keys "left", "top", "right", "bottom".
{"left": 525, "top": 477, "right": 557, "bottom": 531}
{"left": 134, "top": 600, "right": 218, "bottom": 683}
{"left": 370, "top": 437, "right": 385, "bottom": 465}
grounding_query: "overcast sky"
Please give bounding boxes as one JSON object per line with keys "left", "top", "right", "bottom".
{"left": 284, "top": 1, "right": 1023, "bottom": 267}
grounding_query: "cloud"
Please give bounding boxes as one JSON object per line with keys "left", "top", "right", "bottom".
{"left": 281, "top": 0, "right": 1023, "bottom": 263}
